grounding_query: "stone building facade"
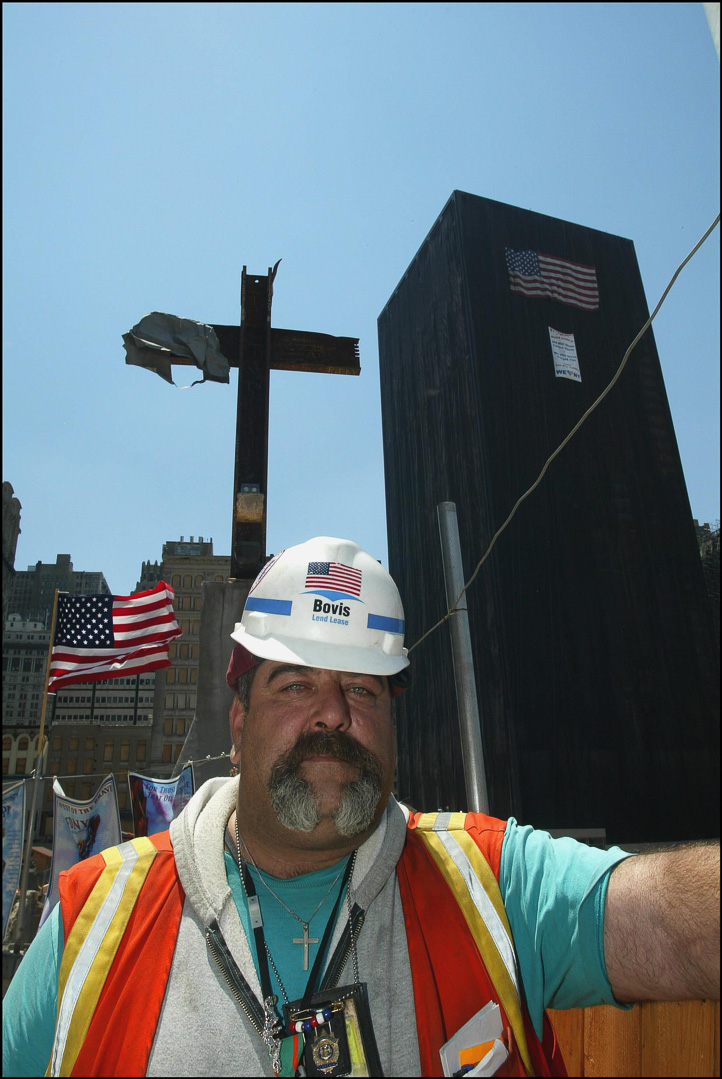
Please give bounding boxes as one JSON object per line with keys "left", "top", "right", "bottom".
{"left": 148, "top": 537, "right": 231, "bottom": 777}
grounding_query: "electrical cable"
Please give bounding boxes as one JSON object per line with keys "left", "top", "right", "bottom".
{"left": 408, "top": 211, "right": 720, "bottom": 655}
{"left": 29, "top": 751, "right": 231, "bottom": 784}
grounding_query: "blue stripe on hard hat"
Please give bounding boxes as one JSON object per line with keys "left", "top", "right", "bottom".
{"left": 367, "top": 613, "right": 405, "bottom": 634}
{"left": 245, "top": 597, "right": 293, "bottom": 616}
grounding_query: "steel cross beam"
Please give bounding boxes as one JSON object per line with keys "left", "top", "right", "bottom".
{"left": 165, "top": 264, "right": 360, "bottom": 579}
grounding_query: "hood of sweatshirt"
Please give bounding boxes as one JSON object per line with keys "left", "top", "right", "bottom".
{"left": 169, "top": 775, "right": 409, "bottom": 950}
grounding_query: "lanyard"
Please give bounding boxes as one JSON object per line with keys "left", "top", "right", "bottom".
{"left": 239, "top": 854, "right": 354, "bottom": 1007}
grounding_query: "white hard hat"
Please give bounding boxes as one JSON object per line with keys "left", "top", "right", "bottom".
{"left": 230, "top": 537, "right": 410, "bottom": 677}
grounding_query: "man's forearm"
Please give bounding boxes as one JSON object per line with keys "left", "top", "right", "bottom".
{"left": 604, "top": 840, "right": 720, "bottom": 1003}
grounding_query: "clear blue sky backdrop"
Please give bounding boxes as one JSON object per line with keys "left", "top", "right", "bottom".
{"left": 3, "top": 2, "right": 719, "bottom": 596}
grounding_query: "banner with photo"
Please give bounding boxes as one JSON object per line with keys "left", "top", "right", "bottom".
{"left": 39, "top": 775, "right": 121, "bottom": 929}
{"left": 128, "top": 766, "right": 195, "bottom": 837}
{"left": 2, "top": 781, "right": 27, "bottom": 939}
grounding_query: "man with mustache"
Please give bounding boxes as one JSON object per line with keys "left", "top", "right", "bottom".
{"left": 3, "top": 537, "right": 719, "bottom": 1078}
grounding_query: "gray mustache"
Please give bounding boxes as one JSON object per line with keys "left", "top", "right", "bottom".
{"left": 276, "top": 731, "right": 382, "bottom": 776}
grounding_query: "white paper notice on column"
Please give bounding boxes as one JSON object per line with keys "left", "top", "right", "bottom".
{"left": 548, "top": 327, "right": 581, "bottom": 382}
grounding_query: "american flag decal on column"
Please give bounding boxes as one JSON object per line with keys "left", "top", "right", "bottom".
{"left": 505, "top": 248, "right": 599, "bottom": 310}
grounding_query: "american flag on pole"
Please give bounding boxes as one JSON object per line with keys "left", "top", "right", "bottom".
{"left": 505, "top": 248, "right": 599, "bottom": 311}
{"left": 47, "top": 582, "right": 181, "bottom": 692}
{"left": 305, "top": 562, "right": 362, "bottom": 597}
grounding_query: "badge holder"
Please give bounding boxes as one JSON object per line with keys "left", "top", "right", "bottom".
{"left": 283, "top": 982, "right": 382, "bottom": 1077}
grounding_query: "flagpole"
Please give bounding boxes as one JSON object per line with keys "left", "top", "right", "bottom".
{"left": 13, "top": 588, "right": 61, "bottom": 946}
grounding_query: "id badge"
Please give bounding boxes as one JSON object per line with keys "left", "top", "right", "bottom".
{"left": 283, "top": 982, "right": 383, "bottom": 1077}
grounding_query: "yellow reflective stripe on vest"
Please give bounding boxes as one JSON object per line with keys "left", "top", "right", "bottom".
{"left": 415, "top": 813, "right": 534, "bottom": 1077}
{"left": 48, "top": 836, "right": 157, "bottom": 1078}
{"left": 416, "top": 811, "right": 467, "bottom": 832}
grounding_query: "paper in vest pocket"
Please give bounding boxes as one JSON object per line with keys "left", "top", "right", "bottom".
{"left": 439, "top": 1002, "right": 510, "bottom": 1077}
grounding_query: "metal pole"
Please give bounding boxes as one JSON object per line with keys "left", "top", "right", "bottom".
{"left": 13, "top": 589, "right": 60, "bottom": 945}
{"left": 437, "top": 502, "right": 490, "bottom": 813}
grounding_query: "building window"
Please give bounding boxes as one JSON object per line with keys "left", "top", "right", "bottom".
{"left": 67, "top": 758, "right": 77, "bottom": 775}
{"left": 69, "top": 737, "right": 79, "bottom": 751}
{"left": 52, "top": 737, "right": 62, "bottom": 750}
{"left": 136, "top": 741, "right": 147, "bottom": 762}
{"left": 164, "top": 718, "right": 173, "bottom": 735}
{"left": 174, "top": 744, "right": 182, "bottom": 761}
{"left": 84, "top": 759, "right": 94, "bottom": 774}
{"left": 18, "top": 737, "right": 29, "bottom": 751}
{"left": 120, "top": 741, "right": 130, "bottom": 763}
{"left": 16, "top": 758, "right": 27, "bottom": 774}
{"left": 183, "top": 575, "right": 192, "bottom": 589}
{"left": 85, "top": 737, "right": 94, "bottom": 750}
{"left": 104, "top": 742, "right": 114, "bottom": 762}
{"left": 162, "top": 745, "right": 172, "bottom": 763}
{"left": 175, "top": 718, "right": 185, "bottom": 735}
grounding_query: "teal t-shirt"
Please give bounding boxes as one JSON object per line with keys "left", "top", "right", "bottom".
{"left": 1, "top": 820, "right": 632, "bottom": 1076}
{"left": 223, "top": 849, "right": 351, "bottom": 1005}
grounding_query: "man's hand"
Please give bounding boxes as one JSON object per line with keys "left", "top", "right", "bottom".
{"left": 604, "top": 841, "right": 720, "bottom": 1003}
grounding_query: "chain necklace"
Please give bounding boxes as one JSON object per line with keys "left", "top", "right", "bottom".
{"left": 235, "top": 819, "right": 351, "bottom": 971}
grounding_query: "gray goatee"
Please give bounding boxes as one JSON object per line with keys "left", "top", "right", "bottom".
{"left": 267, "top": 731, "right": 383, "bottom": 838}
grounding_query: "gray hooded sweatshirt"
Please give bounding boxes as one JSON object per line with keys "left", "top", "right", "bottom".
{"left": 148, "top": 777, "right": 422, "bottom": 1076}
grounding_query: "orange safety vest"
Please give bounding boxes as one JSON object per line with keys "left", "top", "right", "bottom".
{"left": 49, "top": 813, "right": 566, "bottom": 1077}
{"left": 401, "top": 811, "right": 566, "bottom": 1077}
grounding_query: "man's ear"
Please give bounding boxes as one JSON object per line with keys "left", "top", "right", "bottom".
{"left": 229, "top": 695, "right": 245, "bottom": 766}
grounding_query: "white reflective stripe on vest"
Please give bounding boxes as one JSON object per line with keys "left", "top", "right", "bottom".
{"left": 50, "top": 842, "right": 142, "bottom": 1077}
{"left": 433, "top": 828, "right": 521, "bottom": 997}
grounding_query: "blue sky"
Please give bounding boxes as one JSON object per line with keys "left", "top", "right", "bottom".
{"left": 3, "top": 2, "right": 719, "bottom": 596}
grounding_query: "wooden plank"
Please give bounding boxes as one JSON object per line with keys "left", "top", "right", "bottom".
{"left": 547, "top": 1009, "right": 584, "bottom": 1077}
{"left": 640, "top": 1000, "right": 716, "bottom": 1077}
{"left": 584, "top": 1004, "right": 641, "bottom": 1077}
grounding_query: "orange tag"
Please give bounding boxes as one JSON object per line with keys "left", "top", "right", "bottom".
{"left": 459, "top": 1039, "right": 496, "bottom": 1067}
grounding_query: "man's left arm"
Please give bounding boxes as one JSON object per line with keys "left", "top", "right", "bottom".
{"left": 604, "top": 841, "right": 720, "bottom": 1003}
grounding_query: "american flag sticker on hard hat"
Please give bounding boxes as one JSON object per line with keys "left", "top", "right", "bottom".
{"left": 304, "top": 562, "right": 363, "bottom": 600}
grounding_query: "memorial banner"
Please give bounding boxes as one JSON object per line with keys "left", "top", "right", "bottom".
{"left": 128, "top": 766, "right": 195, "bottom": 837}
{"left": 2, "top": 781, "right": 26, "bottom": 939}
{"left": 40, "top": 775, "right": 121, "bottom": 929}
